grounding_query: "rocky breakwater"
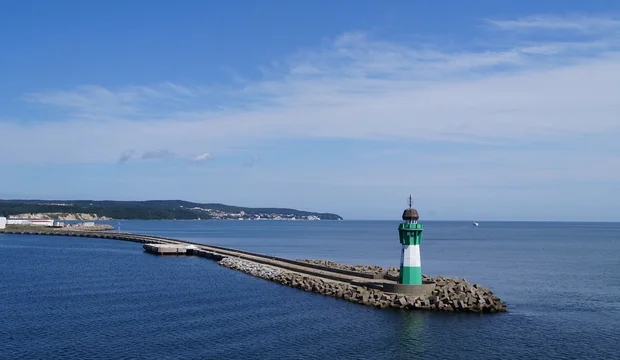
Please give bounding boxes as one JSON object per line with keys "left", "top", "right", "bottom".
{"left": 220, "top": 257, "right": 506, "bottom": 313}
{"left": 297, "top": 259, "right": 386, "bottom": 277}
{"left": 427, "top": 276, "right": 506, "bottom": 313}
{"left": 63, "top": 224, "right": 115, "bottom": 232}
{"left": 58, "top": 224, "right": 115, "bottom": 232}
{"left": 298, "top": 259, "right": 399, "bottom": 280}
{"left": 219, "top": 257, "right": 284, "bottom": 279}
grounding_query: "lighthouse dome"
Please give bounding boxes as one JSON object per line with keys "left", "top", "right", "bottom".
{"left": 402, "top": 208, "right": 419, "bottom": 222}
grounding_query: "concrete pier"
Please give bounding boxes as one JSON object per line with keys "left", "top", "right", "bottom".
{"left": 143, "top": 243, "right": 197, "bottom": 255}
{"left": 0, "top": 227, "right": 507, "bottom": 313}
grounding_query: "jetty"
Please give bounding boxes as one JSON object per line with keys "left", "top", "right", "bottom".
{"left": 0, "top": 225, "right": 507, "bottom": 313}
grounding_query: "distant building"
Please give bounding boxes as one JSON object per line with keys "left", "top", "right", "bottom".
{"left": 7, "top": 219, "right": 55, "bottom": 227}
{"left": 0, "top": 217, "right": 6, "bottom": 229}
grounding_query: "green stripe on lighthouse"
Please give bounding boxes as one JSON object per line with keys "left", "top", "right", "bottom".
{"left": 399, "top": 266, "right": 422, "bottom": 285}
{"left": 398, "top": 223, "right": 423, "bottom": 245}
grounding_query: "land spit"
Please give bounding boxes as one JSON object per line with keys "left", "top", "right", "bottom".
{"left": 0, "top": 228, "right": 507, "bottom": 313}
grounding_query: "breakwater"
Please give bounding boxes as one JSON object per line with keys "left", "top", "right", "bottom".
{"left": 1, "top": 228, "right": 507, "bottom": 313}
{"left": 221, "top": 257, "right": 506, "bottom": 313}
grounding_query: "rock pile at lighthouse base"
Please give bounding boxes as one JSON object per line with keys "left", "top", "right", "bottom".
{"left": 296, "top": 259, "right": 387, "bottom": 277}
{"left": 219, "top": 257, "right": 507, "bottom": 313}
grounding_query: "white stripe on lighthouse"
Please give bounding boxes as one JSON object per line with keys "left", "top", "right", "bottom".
{"left": 402, "top": 244, "right": 421, "bottom": 267}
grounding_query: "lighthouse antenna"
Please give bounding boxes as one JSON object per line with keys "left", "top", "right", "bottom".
{"left": 407, "top": 194, "right": 413, "bottom": 209}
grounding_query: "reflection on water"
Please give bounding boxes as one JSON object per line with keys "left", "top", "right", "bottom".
{"left": 398, "top": 312, "right": 426, "bottom": 357}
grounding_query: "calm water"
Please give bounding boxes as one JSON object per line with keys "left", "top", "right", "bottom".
{"left": 1, "top": 221, "right": 618, "bottom": 359}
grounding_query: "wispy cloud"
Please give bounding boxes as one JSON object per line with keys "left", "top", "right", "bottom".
{"left": 2, "top": 13, "right": 619, "bottom": 190}
{"left": 190, "top": 152, "right": 213, "bottom": 163}
{"left": 141, "top": 149, "right": 175, "bottom": 160}
{"left": 487, "top": 15, "right": 620, "bottom": 33}
{"left": 23, "top": 83, "right": 208, "bottom": 120}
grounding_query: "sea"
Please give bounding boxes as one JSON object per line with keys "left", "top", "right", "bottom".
{"left": 0, "top": 220, "right": 618, "bottom": 359}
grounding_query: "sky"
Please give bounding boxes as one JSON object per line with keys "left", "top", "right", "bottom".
{"left": 1, "top": 0, "right": 619, "bottom": 221}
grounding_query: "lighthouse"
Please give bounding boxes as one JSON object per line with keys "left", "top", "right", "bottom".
{"left": 398, "top": 195, "right": 423, "bottom": 286}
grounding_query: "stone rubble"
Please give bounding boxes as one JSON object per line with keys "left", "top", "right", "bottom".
{"left": 296, "top": 259, "right": 386, "bottom": 276}
{"left": 61, "top": 224, "right": 116, "bottom": 232}
{"left": 220, "top": 257, "right": 507, "bottom": 313}
{"left": 219, "top": 257, "right": 283, "bottom": 279}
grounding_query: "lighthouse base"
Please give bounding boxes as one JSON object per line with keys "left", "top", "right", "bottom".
{"left": 383, "top": 282, "right": 436, "bottom": 296}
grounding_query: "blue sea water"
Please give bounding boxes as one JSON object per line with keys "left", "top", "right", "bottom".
{"left": 0, "top": 220, "right": 619, "bottom": 359}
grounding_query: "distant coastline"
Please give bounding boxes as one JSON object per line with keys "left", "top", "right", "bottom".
{"left": 0, "top": 199, "right": 344, "bottom": 221}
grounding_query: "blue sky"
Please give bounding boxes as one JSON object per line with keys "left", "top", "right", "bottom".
{"left": 1, "top": 0, "right": 619, "bottom": 221}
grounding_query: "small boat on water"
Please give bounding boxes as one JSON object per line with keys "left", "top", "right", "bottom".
{"left": 472, "top": 222, "right": 479, "bottom": 227}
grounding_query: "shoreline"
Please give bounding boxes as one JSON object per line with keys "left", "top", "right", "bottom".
{"left": 0, "top": 228, "right": 507, "bottom": 314}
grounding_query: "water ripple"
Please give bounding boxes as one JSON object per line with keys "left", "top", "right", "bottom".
{"left": 1, "top": 224, "right": 619, "bottom": 359}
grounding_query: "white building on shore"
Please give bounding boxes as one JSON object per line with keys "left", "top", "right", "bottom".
{"left": 6, "top": 219, "right": 57, "bottom": 227}
{"left": 0, "top": 217, "right": 6, "bottom": 229}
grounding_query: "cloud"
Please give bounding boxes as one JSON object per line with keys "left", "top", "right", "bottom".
{"left": 487, "top": 15, "right": 620, "bottom": 33}
{"left": 190, "top": 152, "right": 213, "bottom": 163}
{"left": 20, "top": 83, "right": 213, "bottom": 125}
{"left": 1, "top": 13, "right": 619, "bottom": 188}
{"left": 118, "top": 150, "right": 135, "bottom": 163}
{"left": 256, "top": 147, "right": 620, "bottom": 188}
{"left": 141, "top": 149, "right": 175, "bottom": 160}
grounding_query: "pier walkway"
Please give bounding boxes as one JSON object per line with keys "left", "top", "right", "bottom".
{"left": 0, "top": 228, "right": 396, "bottom": 290}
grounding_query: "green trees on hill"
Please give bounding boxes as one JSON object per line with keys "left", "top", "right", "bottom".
{"left": 0, "top": 200, "right": 343, "bottom": 220}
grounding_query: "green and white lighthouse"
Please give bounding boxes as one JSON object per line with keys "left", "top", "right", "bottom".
{"left": 398, "top": 195, "right": 423, "bottom": 286}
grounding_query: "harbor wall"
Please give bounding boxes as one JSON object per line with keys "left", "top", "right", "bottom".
{"left": 0, "top": 228, "right": 507, "bottom": 313}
